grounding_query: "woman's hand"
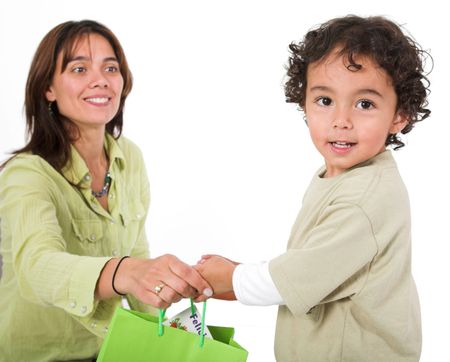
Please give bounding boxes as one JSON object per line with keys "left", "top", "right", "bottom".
{"left": 96, "top": 255, "right": 213, "bottom": 309}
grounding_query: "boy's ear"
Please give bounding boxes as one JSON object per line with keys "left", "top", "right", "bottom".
{"left": 389, "top": 112, "right": 409, "bottom": 134}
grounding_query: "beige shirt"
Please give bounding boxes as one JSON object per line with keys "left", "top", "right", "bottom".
{"left": 269, "top": 151, "right": 421, "bottom": 361}
{"left": 0, "top": 134, "right": 155, "bottom": 362}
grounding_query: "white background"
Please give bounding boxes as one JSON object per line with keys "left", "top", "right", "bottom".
{"left": 1, "top": 1, "right": 448, "bottom": 361}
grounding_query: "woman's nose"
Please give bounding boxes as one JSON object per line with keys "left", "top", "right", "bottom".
{"left": 89, "top": 70, "right": 109, "bottom": 88}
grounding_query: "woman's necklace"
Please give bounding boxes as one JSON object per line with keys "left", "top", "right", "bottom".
{"left": 92, "top": 171, "right": 112, "bottom": 198}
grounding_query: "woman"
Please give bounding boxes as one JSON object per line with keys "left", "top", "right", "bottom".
{"left": 0, "top": 20, "right": 212, "bottom": 361}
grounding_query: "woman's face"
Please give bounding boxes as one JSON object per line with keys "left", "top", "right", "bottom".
{"left": 46, "top": 33, "right": 124, "bottom": 132}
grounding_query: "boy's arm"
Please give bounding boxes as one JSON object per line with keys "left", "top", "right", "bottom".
{"left": 213, "top": 291, "right": 237, "bottom": 300}
{"left": 194, "top": 256, "right": 236, "bottom": 295}
{"left": 195, "top": 256, "right": 284, "bottom": 305}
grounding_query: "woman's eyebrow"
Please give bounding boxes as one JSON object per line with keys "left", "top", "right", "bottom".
{"left": 68, "top": 55, "right": 118, "bottom": 63}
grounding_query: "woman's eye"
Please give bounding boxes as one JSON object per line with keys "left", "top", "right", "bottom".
{"left": 357, "top": 100, "right": 374, "bottom": 110}
{"left": 316, "top": 97, "right": 332, "bottom": 106}
{"left": 72, "top": 66, "right": 86, "bottom": 73}
{"left": 105, "top": 65, "right": 119, "bottom": 72}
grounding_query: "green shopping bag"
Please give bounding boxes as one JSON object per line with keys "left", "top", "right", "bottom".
{"left": 97, "top": 301, "right": 248, "bottom": 362}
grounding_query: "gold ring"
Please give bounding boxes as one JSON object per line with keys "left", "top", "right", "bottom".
{"left": 154, "top": 284, "right": 165, "bottom": 294}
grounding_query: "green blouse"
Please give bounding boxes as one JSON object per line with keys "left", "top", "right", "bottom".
{"left": 0, "top": 134, "right": 155, "bottom": 362}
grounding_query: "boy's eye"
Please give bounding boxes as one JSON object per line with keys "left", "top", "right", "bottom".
{"left": 357, "top": 100, "right": 374, "bottom": 110}
{"left": 316, "top": 97, "right": 332, "bottom": 106}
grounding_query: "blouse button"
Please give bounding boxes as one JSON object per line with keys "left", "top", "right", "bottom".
{"left": 112, "top": 250, "right": 118, "bottom": 256}
{"left": 90, "top": 234, "right": 97, "bottom": 241}
{"left": 80, "top": 306, "right": 87, "bottom": 314}
{"left": 103, "top": 326, "right": 109, "bottom": 333}
{"left": 136, "top": 213, "right": 142, "bottom": 219}
{"left": 69, "top": 301, "right": 77, "bottom": 308}
{"left": 91, "top": 322, "right": 97, "bottom": 328}
{"left": 84, "top": 174, "right": 91, "bottom": 181}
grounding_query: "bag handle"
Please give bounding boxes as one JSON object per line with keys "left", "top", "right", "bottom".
{"left": 158, "top": 299, "right": 207, "bottom": 347}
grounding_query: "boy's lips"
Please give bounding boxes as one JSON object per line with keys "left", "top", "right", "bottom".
{"left": 330, "top": 141, "right": 356, "bottom": 148}
{"left": 329, "top": 141, "right": 356, "bottom": 153}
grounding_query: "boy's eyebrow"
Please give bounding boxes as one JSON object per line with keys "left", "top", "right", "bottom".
{"left": 309, "top": 85, "right": 332, "bottom": 92}
{"left": 357, "top": 88, "right": 384, "bottom": 98}
{"left": 309, "top": 85, "right": 384, "bottom": 98}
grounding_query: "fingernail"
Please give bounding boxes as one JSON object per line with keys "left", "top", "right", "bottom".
{"left": 203, "top": 288, "right": 213, "bottom": 297}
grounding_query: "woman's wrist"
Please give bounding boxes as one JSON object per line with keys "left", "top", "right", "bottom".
{"left": 95, "top": 257, "right": 132, "bottom": 300}
{"left": 112, "top": 256, "right": 130, "bottom": 296}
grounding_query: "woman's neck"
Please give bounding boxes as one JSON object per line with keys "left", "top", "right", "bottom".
{"left": 70, "top": 125, "right": 110, "bottom": 212}
{"left": 73, "top": 128, "right": 108, "bottom": 172}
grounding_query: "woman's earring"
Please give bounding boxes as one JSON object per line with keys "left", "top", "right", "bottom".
{"left": 303, "top": 114, "right": 307, "bottom": 125}
{"left": 48, "top": 101, "right": 54, "bottom": 115}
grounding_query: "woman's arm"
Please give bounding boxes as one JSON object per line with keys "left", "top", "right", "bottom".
{"left": 95, "top": 254, "right": 212, "bottom": 309}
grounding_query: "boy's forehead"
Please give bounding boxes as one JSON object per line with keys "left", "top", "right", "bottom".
{"left": 308, "top": 49, "right": 390, "bottom": 82}
{"left": 312, "top": 48, "right": 375, "bottom": 70}
{"left": 307, "top": 51, "right": 394, "bottom": 91}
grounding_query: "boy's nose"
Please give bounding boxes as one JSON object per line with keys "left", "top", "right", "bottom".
{"left": 333, "top": 119, "right": 352, "bottom": 129}
{"left": 332, "top": 108, "right": 353, "bottom": 129}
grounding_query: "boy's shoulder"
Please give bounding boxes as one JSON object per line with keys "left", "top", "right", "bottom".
{"left": 331, "top": 151, "right": 407, "bottom": 207}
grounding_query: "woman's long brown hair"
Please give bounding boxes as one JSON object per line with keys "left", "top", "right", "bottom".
{"left": 1, "top": 20, "right": 133, "bottom": 171}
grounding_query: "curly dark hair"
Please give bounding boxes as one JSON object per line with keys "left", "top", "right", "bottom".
{"left": 284, "top": 15, "right": 431, "bottom": 149}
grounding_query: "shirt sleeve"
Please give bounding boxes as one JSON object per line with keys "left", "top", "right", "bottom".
{"left": 0, "top": 162, "right": 113, "bottom": 324}
{"left": 125, "top": 151, "right": 157, "bottom": 314}
{"left": 233, "top": 262, "right": 285, "bottom": 306}
{"left": 269, "top": 202, "right": 378, "bottom": 317}
{"left": 128, "top": 149, "right": 150, "bottom": 260}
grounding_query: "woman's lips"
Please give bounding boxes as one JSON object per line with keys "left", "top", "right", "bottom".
{"left": 84, "top": 97, "right": 110, "bottom": 104}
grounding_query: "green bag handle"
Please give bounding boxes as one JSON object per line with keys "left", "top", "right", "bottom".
{"left": 158, "top": 300, "right": 207, "bottom": 347}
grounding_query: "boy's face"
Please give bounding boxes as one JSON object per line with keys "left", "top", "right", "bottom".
{"left": 304, "top": 50, "right": 407, "bottom": 177}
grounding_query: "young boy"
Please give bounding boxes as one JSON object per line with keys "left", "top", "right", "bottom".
{"left": 195, "top": 15, "right": 430, "bottom": 361}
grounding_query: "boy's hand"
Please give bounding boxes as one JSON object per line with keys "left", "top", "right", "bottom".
{"left": 197, "top": 254, "right": 240, "bottom": 266}
{"left": 193, "top": 255, "right": 238, "bottom": 298}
